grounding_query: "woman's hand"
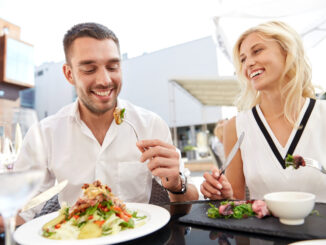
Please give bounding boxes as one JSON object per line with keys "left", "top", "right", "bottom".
{"left": 201, "top": 167, "right": 234, "bottom": 200}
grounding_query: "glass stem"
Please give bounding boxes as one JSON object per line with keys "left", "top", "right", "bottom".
{"left": 3, "top": 215, "right": 16, "bottom": 245}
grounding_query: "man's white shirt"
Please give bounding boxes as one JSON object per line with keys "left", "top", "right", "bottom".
{"left": 20, "top": 98, "right": 185, "bottom": 220}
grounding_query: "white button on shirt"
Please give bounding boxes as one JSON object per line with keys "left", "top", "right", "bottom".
{"left": 21, "top": 98, "right": 181, "bottom": 220}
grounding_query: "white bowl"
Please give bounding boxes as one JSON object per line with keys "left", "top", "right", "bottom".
{"left": 264, "top": 191, "right": 315, "bottom": 225}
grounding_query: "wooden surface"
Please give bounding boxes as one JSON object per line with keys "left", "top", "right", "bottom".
{"left": 184, "top": 158, "right": 215, "bottom": 172}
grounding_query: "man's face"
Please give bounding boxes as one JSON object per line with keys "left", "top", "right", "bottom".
{"left": 64, "top": 37, "right": 122, "bottom": 115}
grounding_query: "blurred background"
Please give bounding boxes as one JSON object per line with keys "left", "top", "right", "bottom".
{"left": 0, "top": 0, "right": 325, "bottom": 180}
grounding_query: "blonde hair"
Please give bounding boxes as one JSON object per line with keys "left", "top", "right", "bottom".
{"left": 233, "top": 21, "right": 315, "bottom": 126}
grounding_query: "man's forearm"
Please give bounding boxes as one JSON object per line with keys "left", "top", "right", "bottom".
{"left": 168, "top": 184, "right": 199, "bottom": 202}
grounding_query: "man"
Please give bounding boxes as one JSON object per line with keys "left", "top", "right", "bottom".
{"left": 0, "top": 22, "right": 198, "bottom": 230}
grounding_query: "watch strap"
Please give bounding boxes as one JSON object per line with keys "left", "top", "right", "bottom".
{"left": 165, "top": 172, "right": 187, "bottom": 194}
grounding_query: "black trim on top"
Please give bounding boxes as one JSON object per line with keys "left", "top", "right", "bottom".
{"left": 252, "top": 107, "right": 285, "bottom": 167}
{"left": 252, "top": 99, "right": 316, "bottom": 169}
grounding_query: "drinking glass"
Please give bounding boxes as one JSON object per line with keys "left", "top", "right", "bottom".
{"left": 0, "top": 107, "right": 46, "bottom": 245}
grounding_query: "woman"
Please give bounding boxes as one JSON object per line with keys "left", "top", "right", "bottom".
{"left": 201, "top": 21, "right": 326, "bottom": 202}
{"left": 211, "top": 119, "right": 228, "bottom": 163}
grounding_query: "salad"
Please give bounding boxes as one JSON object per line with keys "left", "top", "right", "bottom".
{"left": 285, "top": 154, "right": 306, "bottom": 169}
{"left": 113, "top": 107, "right": 125, "bottom": 125}
{"left": 42, "top": 180, "right": 146, "bottom": 240}
{"left": 207, "top": 200, "right": 270, "bottom": 219}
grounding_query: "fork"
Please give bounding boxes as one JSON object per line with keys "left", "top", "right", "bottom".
{"left": 304, "top": 158, "right": 326, "bottom": 174}
{"left": 123, "top": 119, "right": 140, "bottom": 142}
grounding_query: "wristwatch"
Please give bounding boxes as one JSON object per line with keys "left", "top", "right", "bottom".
{"left": 166, "top": 172, "right": 187, "bottom": 195}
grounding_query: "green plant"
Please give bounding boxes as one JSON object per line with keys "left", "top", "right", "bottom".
{"left": 183, "top": 145, "right": 196, "bottom": 152}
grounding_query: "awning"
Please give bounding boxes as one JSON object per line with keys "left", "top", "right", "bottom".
{"left": 170, "top": 76, "right": 240, "bottom": 106}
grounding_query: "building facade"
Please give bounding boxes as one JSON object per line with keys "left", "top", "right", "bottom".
{"left": 0, "top": 18, "right": 34, "bottom": 110}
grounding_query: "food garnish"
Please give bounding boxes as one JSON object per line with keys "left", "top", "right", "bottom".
{"left": 113, "top": 107, "right": 125, "bottom": 125}
{"left": 285, "top": 154, "right": 306, "bottom": 169}
{"left": 42, "top": 180, "right": 146, "bottom": 240}
{"left": 207, "top": 200, "right": 270, "bottom": 219}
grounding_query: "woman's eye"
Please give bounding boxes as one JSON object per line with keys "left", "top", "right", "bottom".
{"left": 254, "top": 48, "right": 262, "bottom": 54}
{"left": 240, "top": 57, "right": 246, "bottom": 63}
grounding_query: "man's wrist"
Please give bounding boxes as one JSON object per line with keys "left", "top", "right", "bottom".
{"left": 165, "top": 172, "right": 187, "bottom": 194}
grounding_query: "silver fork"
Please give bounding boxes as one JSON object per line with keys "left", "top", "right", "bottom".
{"left": 123, "top": 119, "right": 140, "bottom": 142}
{"left": 304, "top": 158, "right": 326, "bottom": 174}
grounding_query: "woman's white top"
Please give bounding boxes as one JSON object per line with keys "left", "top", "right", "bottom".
{"left": 236, "top": 98, "right": 326, "bottom": 202}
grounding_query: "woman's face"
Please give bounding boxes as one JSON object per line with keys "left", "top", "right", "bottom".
{"left": 239, "top": 32, "right": 287, "bottom": 92}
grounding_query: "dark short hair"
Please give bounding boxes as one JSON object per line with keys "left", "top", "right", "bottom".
{"left": 63, "top": 22, "right": 120, "bottom": 64}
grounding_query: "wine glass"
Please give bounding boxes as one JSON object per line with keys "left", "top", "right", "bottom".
{"left": 0, "top": 107, "right": 46, "bottom": 245}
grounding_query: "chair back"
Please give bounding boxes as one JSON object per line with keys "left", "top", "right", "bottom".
{"left": 149, "top": 178, "right": 170, "bottom": 205}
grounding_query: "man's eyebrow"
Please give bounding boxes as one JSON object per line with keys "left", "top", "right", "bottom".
{"left": 78, "top": 58, "right": 121, "bottom": 66}
{"left": 78, "top": 60, "right": 95, "bottom": 66}
{"left": 108, "top": 58, "right": 121, "bottom": 63}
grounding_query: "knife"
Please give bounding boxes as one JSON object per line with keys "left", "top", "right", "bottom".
{"left": 219, "top": 131, "right": 245, "bottom": 176}
{"left": 21, "top": 180, "right": 68, "bottom": 212}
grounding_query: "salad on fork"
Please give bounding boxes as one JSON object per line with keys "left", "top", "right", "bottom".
{"left": 285, "top": 154, "right": 326, "bottom": 174}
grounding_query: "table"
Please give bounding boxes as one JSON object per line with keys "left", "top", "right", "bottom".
{"left": 119, "top": 202, "right": 298, "bottom": 245}
{"left": 1, "top": 201, "right": 307, "bottom": 245}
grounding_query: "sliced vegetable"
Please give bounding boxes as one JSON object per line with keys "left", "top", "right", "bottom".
{"left": 78, "top": 222, "right": 102, "bottom": 239}
{"left": 42, "top": 214, "right": 65, "bottom": 231}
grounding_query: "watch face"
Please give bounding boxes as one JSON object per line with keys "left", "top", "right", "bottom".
{"left": 179, "top": 174, "right": 187, "bottom": 193}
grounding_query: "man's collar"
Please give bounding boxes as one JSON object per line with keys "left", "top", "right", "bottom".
{"left": 67, "top": 99, "right": 82, "bottom": 124}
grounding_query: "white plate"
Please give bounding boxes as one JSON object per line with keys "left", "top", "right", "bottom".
{"left": 289, "top": 240, "right": 326, "bottom": 245}
{"left": 14, "top": 202, "right": 170, "bottom": 245}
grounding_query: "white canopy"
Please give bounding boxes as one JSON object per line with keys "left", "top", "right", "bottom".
{"left": 170, "top": 77, "right": 240, "bottom": 106}
{"left": 170, "top": 0, "right": 326, "bottom": 110}
{"left": 212, "top": 0, "right": 326, "bottom": 88}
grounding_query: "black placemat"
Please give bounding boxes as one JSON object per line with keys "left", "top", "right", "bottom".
{"left": 179, "top": 201, "right": 326, "bottom": 240}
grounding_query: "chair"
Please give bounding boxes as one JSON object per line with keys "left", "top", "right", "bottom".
{"left": 149, "top": 178, "right": 170, "bottom": 205}
{"left": 34, "top": 194, "right": 60, "bottom": 218}
{"left": 34, "top": 178, "right": 170, "bottom": 217}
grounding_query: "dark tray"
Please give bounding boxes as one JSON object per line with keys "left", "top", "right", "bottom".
{"left": 179, "top": 201, "right": 326, "bottom": 240}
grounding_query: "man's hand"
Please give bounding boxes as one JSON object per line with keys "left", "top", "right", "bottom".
{"left": 136, "top": 139, "right": 181, "bottom": 191}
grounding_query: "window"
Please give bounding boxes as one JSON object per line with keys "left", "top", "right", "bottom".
{"left": 20, "top": 88, "right": 35, "bottom": 108}
{"left": 3, "top": 37, "right": 34, "bottom": 87}
{"left": 36, "top": 70, "right": 44, "bottom": 77}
